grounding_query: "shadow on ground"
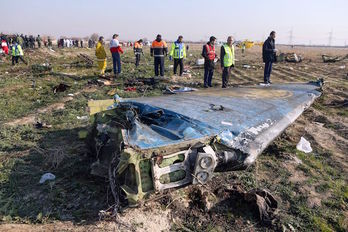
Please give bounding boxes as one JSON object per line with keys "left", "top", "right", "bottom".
{"left": 0, "top": 127, "right": 109, "bottom": 224}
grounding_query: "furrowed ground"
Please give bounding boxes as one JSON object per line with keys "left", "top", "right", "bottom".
{"left": 0, "top": 44, "right": 347, "bottom": 232}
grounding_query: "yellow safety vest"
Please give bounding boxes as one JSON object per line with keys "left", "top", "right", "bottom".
{"left": 12, "top": 44, "right": 23, "bottom": 56}
{"left": 223, "top": 44, "right": 235, "bottom": 67}
{"left": 170, "top": 42, "right": 186, "bottom": 59}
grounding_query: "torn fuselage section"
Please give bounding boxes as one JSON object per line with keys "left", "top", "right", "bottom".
{"left": 88, "top": 81, "right": 322, "bottom": 205}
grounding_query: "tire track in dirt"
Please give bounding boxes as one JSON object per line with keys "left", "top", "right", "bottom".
{"left": 233, "top": 68, "right": 257, "bottom": 83}
{"left": 304, "top": 64, "right": 347, "bottom": 85}
{"left": 277, "top": 65, "right": 321, "bottom": 81}
{"left": 270, "top": 69, "right": 298, "bottom": 82}
{"left": 273, "top": 66, "right": 309, "bottom": 82}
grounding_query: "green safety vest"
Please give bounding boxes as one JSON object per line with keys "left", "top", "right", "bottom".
{"left": 170, "top": 42, "right": 186, "bottom": 59}
{"left": 12, "top": 44, "right": 23, "bottom": 56}
{"left": 223, "top": 44, "right": 235, "bottom": 67}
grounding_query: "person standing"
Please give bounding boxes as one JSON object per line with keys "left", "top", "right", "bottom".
{"left": 110, "top": 34, "right": 123, "bottom": 76}
{"left": 95, "top": 36, "right": 107, "bottom": 76}
{"left": 133, "top": 39, "right": 143, "bottom": 67}
{"left": 29, "top": 35, "right": 35, "bottom": 49}
{"left": 36, "top": 35, "right": 42, "bottom": 48}
{"left": 241, "top": 43, "right": 246, "bottom": 55}
{"left": 1, "top": 37, "right": 9, "bottom": 55}
{"left": 262, "top": 31, "right": 277, "bottom": 84}
{"left": 11, "top": 41, "right": 27, "bottom": 65}
{"left": 24, "top": 35, "right": 29, "bottom": 49}
{"left": 17, "top": 35, "right": 24, "bottom": 48}
{"left": 202, "top": 36, "right": 217, "bottom": 88}
{"left": 169, "top": 35, "right": 186, "bottom": 76}
{"left": 48, "top": 37, "right": 52, "bottom": 48}
{"left": 150, "top": 34, "right": 168, "bottom": 77}
{"left": 220, "top": 36, "right": 235, "bottom": 88}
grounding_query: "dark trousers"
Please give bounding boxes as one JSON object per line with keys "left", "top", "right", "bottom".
{"left": 173, "top": 58, "right": 183, "bottom": 76}
{"left": 222, "top": 66, "right": 233, "bottom": 88}
{"left": 154, "top": 56, "right": 164, "bottom": 76}
{"left": 264, "top": 61, "right": 273, "bottom": 83}
{"left": 12, "top": 56, "right": 27, "bottom": 65}
{"left": 135, "top": 54, "right": 141, "bottom": 67}
{"left": 112, "top": 52, "right": 121, "bottom": 74}
{"left": 204, "top": 66, "right": 214, "bottom": 87}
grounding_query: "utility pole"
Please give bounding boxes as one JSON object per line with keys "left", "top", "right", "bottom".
{"left": 328, "top": 29, "right": 333, "bottom": 46}
{"left": 289, "top": 28, "right": 293, "bottom": 46}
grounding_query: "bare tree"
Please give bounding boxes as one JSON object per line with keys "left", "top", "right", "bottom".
{"left": 90, "top": 33, "right": 99, "bottom": 41}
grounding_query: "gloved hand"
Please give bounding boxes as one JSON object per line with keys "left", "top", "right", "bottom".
{"left": 232, "top": 64, "right": 235, "bottom": 68}
{"left": 169, "top": 56, "right": 172, "bottom": 61}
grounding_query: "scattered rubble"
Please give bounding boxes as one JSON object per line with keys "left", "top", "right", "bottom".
{"left": 296, "top": 137, "right": 313, "bottom": 153}
{"left": 31, "top": 63, "right": 52, "bottom": 73}
{"left": 53, "top": 83, "right": 70, "bottom": 93}
{"left": 216, "top": 185, "right": 278, "bottom": 225}
{"left": 163, "top": 85, "right": 197, "bottom": 94}
{"left": 35, "top": 121, "right": 52, "bottom": 129}
{"left": 39, "top": 173, "right": 56, "bottom": 184}
{"left": 277, "top": 53, "right": 303, "bottom": 63}
{"left": 70, "top": 53, "right": 94, "bottom": 68}
{"left": 321, "top": 54, "right": 348, "bottom": 63}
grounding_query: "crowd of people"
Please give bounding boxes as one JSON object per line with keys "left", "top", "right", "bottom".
{"left": 57, "top": 38, "right": 84, "bottom": 48}
{"left": 94, "top": 31, "right": 277, "bottom": 87}
{"left": 1, "top": 31, "right": 278, "bottom": 87}
{"left": 0, "top": 34, "right": 50, "bottom": 49}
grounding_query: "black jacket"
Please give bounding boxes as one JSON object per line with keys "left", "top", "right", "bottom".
{"left": 262, "top": 37, "right": 276, "bottom": 63}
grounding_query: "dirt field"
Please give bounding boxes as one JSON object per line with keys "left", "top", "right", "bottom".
{"left": 0, "top": 44, "right": 347, "bottom": 232}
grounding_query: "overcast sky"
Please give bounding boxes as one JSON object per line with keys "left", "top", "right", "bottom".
{"left": 1, "top": 0, "right": 348, "bottom": 45}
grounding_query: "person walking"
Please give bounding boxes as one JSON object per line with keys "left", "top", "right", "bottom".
{"left": 169, "top": 35, "right": 186, "bottom": 76}
{"left": 262, "top": 31, "right": 277, "bottom": 84}
{"left": 150, "top": 34, "right": 168, "bottom": 77}
{"left": 110, "top": 34, "right": 123, "bottom": 76}
{"left": 220, "top": 36, "right": 235, "bottom": 88}
{"left": 202, "top": 36, "right": 217, "bottom": 88}
{"left": 133, "top": 39, "right": 143, "bottom": 67}
{"left": 11, "top": 41, "right": 27, "bottom": 65}
{"left": 95, "top": 36, "right": 107, "bottom": 76}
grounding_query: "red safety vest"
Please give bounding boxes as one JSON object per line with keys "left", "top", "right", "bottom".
{"left": 206, "top": 44, "right": 215, "bottom": 60}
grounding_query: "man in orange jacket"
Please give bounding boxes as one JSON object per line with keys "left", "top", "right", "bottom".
{"left": 150, "top": 34, "right": 168, "bottom": 77}
{"left": 134, "top": 39, "right": 143, "bottom": 67}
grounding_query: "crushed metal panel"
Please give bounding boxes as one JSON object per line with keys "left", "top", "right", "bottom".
{"left": 89, "top": 81, "right": 322, "bottom": 204}
{"left": 123, "top": 81, "right": 322, "bottom": 165}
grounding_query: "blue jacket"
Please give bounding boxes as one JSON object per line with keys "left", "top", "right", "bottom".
{"left": 262, "top": 37, "right": 276, "bottom": 63}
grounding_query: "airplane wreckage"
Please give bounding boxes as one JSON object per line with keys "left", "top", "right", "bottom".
{"left": 87, "top": 80, "right": 323, "bottom": 208}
